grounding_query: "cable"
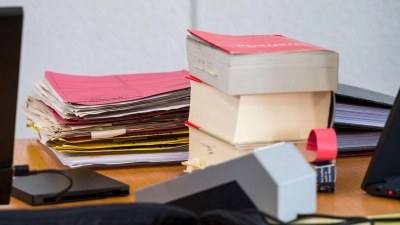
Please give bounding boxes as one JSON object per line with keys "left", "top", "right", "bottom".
{"left": 13, "top": 165, "right": 73, "bottom": 201}
{"left": 370, "top": 217, "right": 400, "bottom": 223}
{"left": 295, "top": 213, "right": 375, "bottom": 225}
{"left": 240, "top": 208, "right": 283, "bottom": 224}
{"left": 239, "top": 209, "right": 376, "bottom": 225}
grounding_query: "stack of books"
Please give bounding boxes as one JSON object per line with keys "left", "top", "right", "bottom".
{"left": 334, "top": 83, "right": 395, "bottom": 156}
{"left": 24, "top": 70, "right": 191, "bottom": 168}
{"left": 183, "top": 30, "right": 339, "bottom": 192}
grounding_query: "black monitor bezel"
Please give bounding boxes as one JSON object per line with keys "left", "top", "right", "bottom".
{"left": 361, "top": 87, "right": 400, "bottom": 190}
{"left": 0, "top": 6, "right": 23, "bottom": 205}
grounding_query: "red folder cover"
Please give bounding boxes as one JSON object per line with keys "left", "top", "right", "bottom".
{"left": 45, "top": 70, "right": 190, "bottom": 106}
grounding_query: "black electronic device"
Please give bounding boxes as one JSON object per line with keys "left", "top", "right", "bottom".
{"left": 12, "top": 168, "right": 129, "bottom": 205}
{"left": 361, "top": 87, "right": 400, "bottom": 198}
{"left": 0, "top": 7, "right": 23, "bottom": 205}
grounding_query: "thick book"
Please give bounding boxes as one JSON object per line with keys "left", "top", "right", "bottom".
{"left": 336, "top": 128, "right": 381, "bottom": 154}
{"left": 188, "top": 76, "right": 333, "bottom": 145}
{"left": 334, "top": 83, "right": 394, "bottom": 130}
{"left": 184, "top": 125, "right": 313, "bottom": 173}
{"left": 335, "top": 83, "right": 394, "bottom": 106}
{"left": 186, "top": 29, "right": 339, "bottom": 95}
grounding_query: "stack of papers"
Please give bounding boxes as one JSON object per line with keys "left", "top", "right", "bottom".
{"left": 24, "top": 70, "right": 191, "bottom": 168}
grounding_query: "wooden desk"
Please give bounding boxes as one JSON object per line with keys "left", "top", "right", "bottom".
{"left": 2, "top": 139, "right": 400, "bottom": 216}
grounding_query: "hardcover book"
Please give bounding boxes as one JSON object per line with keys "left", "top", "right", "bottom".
{"left": 334, "top": 83, "right": 394, "bottom": 130}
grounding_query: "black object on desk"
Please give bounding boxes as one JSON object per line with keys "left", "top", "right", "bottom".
{"left": 12, "top": 168, "right": 129, "bottom": 206}
{"left": 362, "top": 87, "right": 400, "bottom": 198}
{"left": 0, "top": 7, "right": 23, "bottom": 205}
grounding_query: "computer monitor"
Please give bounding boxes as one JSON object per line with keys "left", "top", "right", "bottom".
{"left": 0, "top": 7, "right": 23, "bottom": 205}
{"left": 362, "top": 87, "right": 400, "bottom": 198}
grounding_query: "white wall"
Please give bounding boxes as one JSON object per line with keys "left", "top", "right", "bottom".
{"left": 0, "top": 0, "right": 192, "bottom": 138}
{"left": 1, "top": 0, "right": 400, "bottom": 138}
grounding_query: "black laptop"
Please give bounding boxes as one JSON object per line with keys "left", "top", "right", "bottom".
{"left": 362, "top": 87, "right": 400, "bottom": 198}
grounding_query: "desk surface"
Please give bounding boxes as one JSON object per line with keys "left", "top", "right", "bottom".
{"left": 2, "top": 139, "right": 400, "bottom": 216}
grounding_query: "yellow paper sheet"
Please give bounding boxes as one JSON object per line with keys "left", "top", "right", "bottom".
{"left": 52, "top": 129, "right": 188, "bottom": 143}
{"left": 49, "top": 136, "right": 189, "bottom": 150}
{"left": 57, "top": 144, "right": 188, "bottom": 154}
